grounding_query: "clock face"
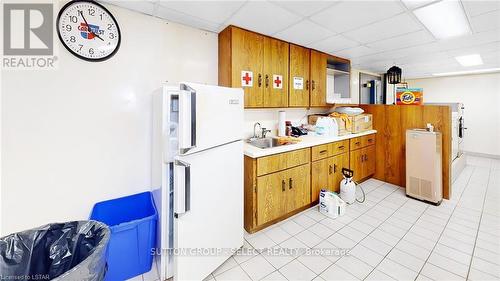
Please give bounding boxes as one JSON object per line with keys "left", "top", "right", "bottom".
{"left": 57, "top": 0, "right": 121, "bottom": 61}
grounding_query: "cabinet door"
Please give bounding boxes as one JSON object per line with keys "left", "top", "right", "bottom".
{"left": 311, "top": 158, "right": 330, "bottom": 202}
{"left": 364, "top": 145, "right": 376, "bottom": 178}
{"left": 310, "top": 50, "right": 327, "bottom": 107}
{"left": 263, "top": 37, "right": 289, "bottom": 107}
{"left": 286, "top": 164, "right": 311, "bottom": 213}
{"left": 331, "top": 153, "right": 349, "bottom": 192}
{"left": 231, "top": 27, "right": 264, "bottom": 108}
{"left": 256, "top": 169, "right": 287, "bottom": 225}
{"left": 350, "top": 149, "right": 364, "bottom": 182}
{"left": 289, "top": 45, "right": 310, "bottom": 107}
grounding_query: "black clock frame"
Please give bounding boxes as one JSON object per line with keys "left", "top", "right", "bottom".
{"left": 57, "top": 0, "right": 121, "bottom": 62}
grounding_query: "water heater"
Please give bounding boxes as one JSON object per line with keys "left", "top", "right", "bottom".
{"left": 406, "top": 129, "right": 443, "bottom": 205}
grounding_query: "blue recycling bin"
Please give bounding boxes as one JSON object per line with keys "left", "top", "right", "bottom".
{"left": 90, "top": 191, "right": 158, "bottom": 281}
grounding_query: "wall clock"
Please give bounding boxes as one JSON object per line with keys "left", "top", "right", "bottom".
{"left": 57, "top": 0, "right": 121, "bottom": 61}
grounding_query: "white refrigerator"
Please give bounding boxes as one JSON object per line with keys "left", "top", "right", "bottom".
{"left": 152, "top": 82, "right": 244, "bottom": 281}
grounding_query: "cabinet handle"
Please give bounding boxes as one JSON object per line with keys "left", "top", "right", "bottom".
{"left": 312, "top": 80, "right": 316, "bottom": 91}
{"left": 282, "top": 180, "right": 286, "bottom": 192}
{"left": 319, "top": 149, "right": 327, "bottom": 154}
{"left": 289, "top": 178, "right": 293, "bottom": 189}
{"left": 355, "top": 141, "right": 360, "bottom": 146}
{"left": 334, "top": 164, "right": 337, "bottom": 173}
{"left": 258, "top": 74, "right": 262, "bottom": 87}
{"left": 265, "top": 74, "right": 269, "bottom": 88}
{"left": 306, "top": 80, "right": 310, "bottom": 90}
{"left": 329, "top": 165, "right": 333, "bottom": 175}
{"left": 338, "top": 145, "right": 345, "bottom": 150}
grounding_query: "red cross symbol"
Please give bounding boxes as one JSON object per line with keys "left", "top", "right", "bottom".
{"left": 243, "top": 72, "right": 252, "bottom": 85}
{"left": 274, "top": 76, "right": 282, "bottom": 87}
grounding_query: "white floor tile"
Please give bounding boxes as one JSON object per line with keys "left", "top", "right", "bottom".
{"left": 365, "top": 269, "right": 396, "bottom": 281}
{"left": 395, "top": 239, "right": 432, "bottom": 261}
{"left": 433, "top": 243, "right": 472, "bottom": 266}
{"left": 419, "top": 263, "right": 464, "bottom": 281}
{"left": 319, "top": 218, "right": 345, "bottom": 232}
{"left": 387, "top": 248, "right": 425, "bottom": 272}
{"left": 335, "top": 255, "right": 374, "bottom": 280}
{"left": 240, "top": 254, "right": 275, "bottom": 281}
{"left": 293, "top": 214, "right": 317, "bottom": 228}
{"left": 376, "top": 259, "right": 418, "bottom": 281}
{"left": 279, "top": 260, "right": 316, "bottom": 281}
{"left": 215, "top": 266, "right": 251, "bottom": 281}
{"left": 326, "top": 233, "right": 357, "bottom": 249}
{"left": 297, "top": 253, "right": 333, "bottom": 275}
{"left": 280, "top": 219, "right": 305, "bottom": 236}
{"left": 471, "top": 256, "right": 500, "bottom": 278}
{"left": 264, "top": 226, "right": 292, "bottom": 244}
{"left": 468, "top": 267, "right": 498, "bottom": 281}
{"left": 337, "top": 226, "right": 367, "bottom": 243}
{"left": 369, "top": 229, "right": 400, "bottom": 247}
{"left": 295, "top": 229, "right": 323, "bottom": 248}
{"left": 279, "top": 237, "right": 308, "bottom": 257}
{"left": 314, "top": 240, "right": 344, "bottom": 263}
{"left": 261, "top": 271, "right": 287, "bottom": 281}
{"left": 247, "top": 232, "right": 276, "bottom": 251}
{"left": 474, "top": 246, "right": 500, "bottom": 265}
{"left": 320, "top": 264, "right": 359, "bottom": 281}
{"left": 261, "top": 246, "right": 294, "bottom": 269}
{"left": 309, "top": 222, "right": 336, "bottom": 239}
{"left": 212, "top": 257, "right": 239, "bottom": 276}
{"left": 234, "top": 241, "right": 258, "bottom": 264}
{"left": 360, "top": 236, "right": 393, "bottom": 256}
{"left": 349, "top": 244, "right": 384, "bottom": 267}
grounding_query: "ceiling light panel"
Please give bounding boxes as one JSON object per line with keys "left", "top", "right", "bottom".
{"left": 413, "top": 0, "right": 472, "bottom": 39}
{"left": 455, "top": 54, "right": 483, "bottom": 66}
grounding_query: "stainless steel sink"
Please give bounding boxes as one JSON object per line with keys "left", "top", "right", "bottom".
{"left": 247, "top": 137, "right": 291, "bottom": 149}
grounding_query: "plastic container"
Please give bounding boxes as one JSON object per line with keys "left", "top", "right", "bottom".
{"left": 0, "top": 221, "right": 110, "bottom": 281}
{"left": 90, "top": 191, "right": 158, "bottom": 281}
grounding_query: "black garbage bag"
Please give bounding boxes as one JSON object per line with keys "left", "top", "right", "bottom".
{"left": 0, "top": 220, "right": 110, "bottom": 281}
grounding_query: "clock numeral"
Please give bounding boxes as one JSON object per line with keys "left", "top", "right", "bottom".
{"left": 107, "top": 23, "right": 113, "bottom": 30}
{"left": 109, "top": 33, "right": 115, "bottom": 39}
{"left": 65, "top": 24, "right": 72, "bottom": 32}
{"left": 69, "top": 15, "right": 78, "bottom": 23}
{"left": 70, "top": 36, "right": 76, "bottom": 43}
{"left": 78, "top": 44, "right": 83, "bottom": 51}
{"left": 89, "top": 48, "right": 94, "bottom": 55}
{"left": 100, "top": 13, "right": 104, "bottom": 20}
{"left": 88, "top": 8, "right": 95, "bottom": 16}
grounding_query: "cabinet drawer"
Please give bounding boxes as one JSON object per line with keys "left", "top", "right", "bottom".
{"left": 331, "top": 140, "right": 349, "bottom": 155}
{"left": 311, "top": 144, "right": 331, "bottom": 161}
{"left": 350, "top": 134, "right": 376, "bottom": 150}
{"left": 257, "top": 148, "right": 310, "bottom": 176}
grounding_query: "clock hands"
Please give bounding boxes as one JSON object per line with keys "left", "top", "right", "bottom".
{"left": 78, "top": 10, "right": 104, "bottom": 41}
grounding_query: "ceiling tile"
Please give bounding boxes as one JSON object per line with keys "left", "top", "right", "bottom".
{"left": 225, "top": 2, "right": 302, "bottom": 36}
{"left": 274, "top": 19, "right": 334, "bottom": 46}
{"left": 366, "top": 30, "right": 435, "bottom": 52}
{"left": 432, "top": 29, "right": 500, "bottom": 52}
{"left": 335, "top": 46, "right": 379, "bottom": 59}
{"left": 270, "top": 1, "right": 337, "bottom": 17}
{"left": 343, "top": 13, "right": 422, "bottom": 44}
{"left": 308, "top": 34, "right": 360, "bottom": 53}
{"left": 103, "top": 0, "right": 157, "bottom": 15}
{"left": 445, "top": 41, "right": 500, "bottom": 57}
{"left": 310, "top": 1, "right": 404, "bottom": 33}
{"left": 155, "top": 5, "right": 221, "bottom": 32}
{"left": 462, "top": 0, "right": 500, "bottom": 17}
{"left": 470, "top": 10, "right": 500, "bottom": 33}
{"left": 158, "top": 1, "right": 245, "bottom": 24}
{"left": 401, "top": 0, "right": 439, "bottom": 10}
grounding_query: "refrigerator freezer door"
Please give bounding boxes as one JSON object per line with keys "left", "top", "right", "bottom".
{"left": 178, "top": 83, "right": 244, "bottom": 156}
{"left": 173, "top": 140, "right": 244, "bottom": 281}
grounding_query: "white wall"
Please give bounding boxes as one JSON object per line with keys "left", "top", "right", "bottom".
{"left": 1, "top": 3, "right": 217, "bottom": 235}
{"left": 407, "top": 73, "right": 500, "bottom": 157}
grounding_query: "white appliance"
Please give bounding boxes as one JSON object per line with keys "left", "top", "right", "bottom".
{"left": 152, "top": 82, "right": 244, "bottom": 281}
{"left": 406, "top": 129, "right": 443, "bottom": 205}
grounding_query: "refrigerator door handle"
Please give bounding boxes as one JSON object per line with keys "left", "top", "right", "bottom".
{"left": 174, "top": 160, "right": 191, "bottom": 217}
{"left": 179, "top": 84, "right": 197, "bottom": 154}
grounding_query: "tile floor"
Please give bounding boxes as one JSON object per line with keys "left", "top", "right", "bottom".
{"left": 134, "top": 155, "right": 500, "bottom": 281}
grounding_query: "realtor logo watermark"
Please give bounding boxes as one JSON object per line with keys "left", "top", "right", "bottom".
{"left": 2, "top": 2, "right": 58, "bottom": 69}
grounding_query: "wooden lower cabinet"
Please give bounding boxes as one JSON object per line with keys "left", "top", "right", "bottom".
{"left": 311, "top": 152, "right": 349, "bottom": 201}
{"left": 256, "top": 164, "right": 310, "bottom": 226}
{"left": 350, "top": 143, "right": 376, "bottom": 182}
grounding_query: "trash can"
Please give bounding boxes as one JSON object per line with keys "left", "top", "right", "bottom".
{"left": 90, "top": 191, "right": 158, "bottom": 281}
{"left": 0, "top": 220, "right": 110, "bottom": 281}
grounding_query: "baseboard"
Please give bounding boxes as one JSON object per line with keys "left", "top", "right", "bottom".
{"left": 463, "top": 151, "right": 500, "bottom": 159}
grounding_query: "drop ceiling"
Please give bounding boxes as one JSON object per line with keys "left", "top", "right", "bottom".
{"left": 102, "top": 0, "right": 500, "bottom": 79}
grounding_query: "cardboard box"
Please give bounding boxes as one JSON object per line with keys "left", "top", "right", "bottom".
{"left": 351, "top": 114, "right": 373, "bottom": 133}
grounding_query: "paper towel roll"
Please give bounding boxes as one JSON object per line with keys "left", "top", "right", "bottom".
{"left": 278, "top": 111, "right": 286, "bottom": 137}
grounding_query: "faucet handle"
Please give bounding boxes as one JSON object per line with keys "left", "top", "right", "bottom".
{"left": 261, "top": 128, "right": 271, "bottom": 138}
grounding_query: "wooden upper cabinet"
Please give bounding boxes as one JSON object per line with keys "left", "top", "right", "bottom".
{"left": 289, "top": 44, "right": 310, "bottom": 107}
{"left": 310, "top": 50, "right": 327, "bottom": 107}
{"left": 219, "top": 26, "right": 265, "bottom": 108}
{"left": 263, "top": 37, "right": 289, "bottom": 107}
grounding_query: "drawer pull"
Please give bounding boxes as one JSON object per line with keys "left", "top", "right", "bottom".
{"left": 289, "top": 178, "right": 293, "bottom": 190}
{"left": 265, "top": 74, "right": 269, "bottom": 88}
{"left": 306, "top": 80, "right": 309, "bottom": 90}
{"left": 368, "top": 139, "right": 373, "bottom": 143}
{"left": 319, "top": 150, "right": 327, "bottom": 154}
{"left": 281, "top": 180, "right": 286, "bottom": 192}
{"left": 312, "top": 80, "right": 316, "bottom": 91}
{"left": 338, "top": 145, "right": 345, "bottom": 150}
{"left": 334, "top": 164, "right": 337, "bottom": 173}
{"left": 355, "top": 141, "right": 360, "bottom": 145}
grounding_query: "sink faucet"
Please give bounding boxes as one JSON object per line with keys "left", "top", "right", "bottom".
{"left": 261, "top": 128, "right": 271, "bottom": 138}
{"left": 253, "top": 122, "right": 262, "bottom": 139}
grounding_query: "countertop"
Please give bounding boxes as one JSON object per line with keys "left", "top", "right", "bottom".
{"left": 244, "top": 130, "right": 377, "bottom": 158}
